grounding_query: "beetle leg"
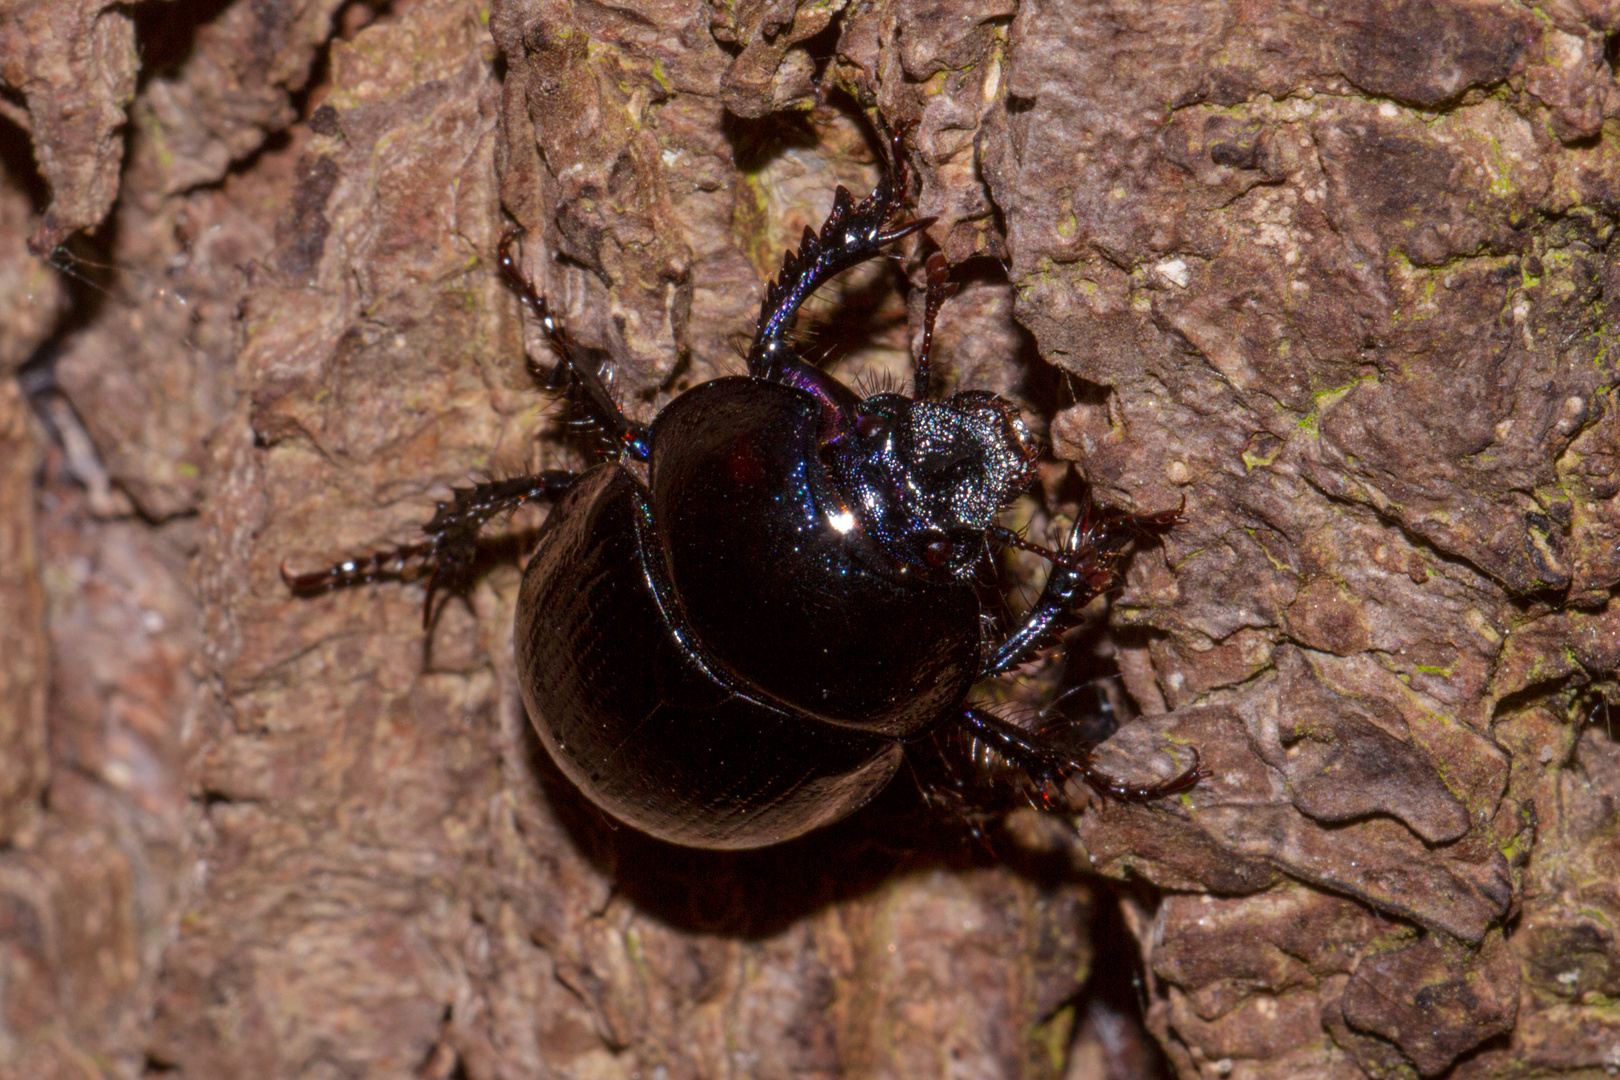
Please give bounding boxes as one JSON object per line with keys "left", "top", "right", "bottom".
{"left": 982, "top": 496, "right": 1182, "bottom": 677}
{"left": 957, "top": 705, "right": 1207, "bottom": 805}
{"left": 902, "top": 741, "right": 1003, "bottom": 850}
{"left": 282, "top": 471, "right": 579, "bottom": 627}
{"left": 912, "top": 251, "right": 958, "bottom": 399}
{"left": 500, "top": 231, "right": 652, "bottom": 461}
{"left": 747, "top": 125, "right": 936, "bottom": 383}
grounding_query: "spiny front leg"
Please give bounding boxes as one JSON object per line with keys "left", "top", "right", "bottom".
{"left": 283, "top": 471, "right": 578, "bottom": 626}
{"left": 747, "top": 125, "right": 935, "bottom": 383}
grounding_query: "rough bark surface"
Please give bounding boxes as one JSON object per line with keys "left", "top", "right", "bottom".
{"left": 1, "top": 0, "right": 1617, "bottom": 1078}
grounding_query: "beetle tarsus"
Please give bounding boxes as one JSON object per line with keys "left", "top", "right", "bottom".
{"left": 281, "top": 544, "right": 433, "bottom": 595}
{"left": 1080, "top": 742, "right": 1208, "bottom": 801}
{"left": 957, "top": 706, "right": 1203, "bottom": 808}
{"left": 283, "top": 471, "right": 578, "bottom": 627}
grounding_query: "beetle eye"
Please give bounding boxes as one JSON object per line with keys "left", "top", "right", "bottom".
{"left": 922, "top": 535, "right": 953, "bottom": 568}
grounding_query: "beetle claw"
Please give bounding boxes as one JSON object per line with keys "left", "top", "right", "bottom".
{"left": 876, "top": 216, "right": 936, "bottom": 245}
{"left": 1070, "top": 742, "right": 1207, "bottom": 803}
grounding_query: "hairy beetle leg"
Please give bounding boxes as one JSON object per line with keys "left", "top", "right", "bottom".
{"left": 282, "top": 471, "right": 579, "bottom": 627}
{"left": 958, "top": 706, "right": 1207, "bottom": 806}
{"left": 983, "top": 498, "right": 1179, "bottom": 677}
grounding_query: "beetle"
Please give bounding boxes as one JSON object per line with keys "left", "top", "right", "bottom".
{"left": 285, "top": 127, "right": 1204, "bottom": 849}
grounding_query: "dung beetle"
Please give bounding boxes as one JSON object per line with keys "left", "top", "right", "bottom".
{"left": 286, "top": 128, "right": 1205, "bottom": 849}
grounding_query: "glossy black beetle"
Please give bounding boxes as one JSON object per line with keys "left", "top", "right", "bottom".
{"left": 286, "top": 129, "right": 1204, "bottom": 849}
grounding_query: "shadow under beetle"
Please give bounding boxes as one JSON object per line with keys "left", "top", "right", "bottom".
{"left": 286, "top": 128, "right": 1205, "bottom": 849}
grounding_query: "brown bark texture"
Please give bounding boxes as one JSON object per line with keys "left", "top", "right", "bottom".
{"left": 1, "top": 0, "right": 1618, "bottom": 1076}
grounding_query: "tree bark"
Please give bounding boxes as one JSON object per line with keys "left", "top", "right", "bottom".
{"left": 0, "top": 0, "right": 1616, "bottom": 1077}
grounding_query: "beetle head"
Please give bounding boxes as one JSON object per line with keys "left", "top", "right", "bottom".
{"left": 832, "top": 390, "right": 1039, "bottom": 579}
